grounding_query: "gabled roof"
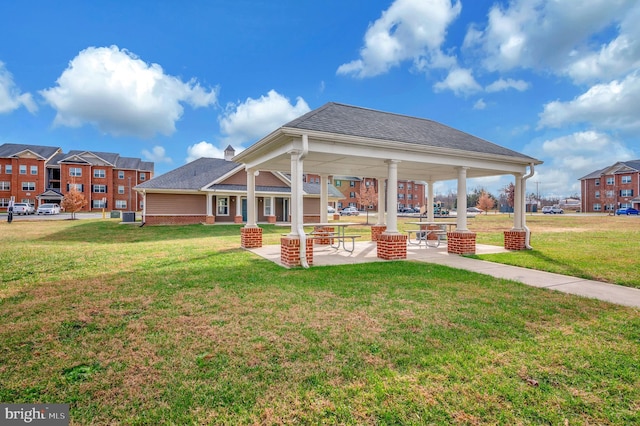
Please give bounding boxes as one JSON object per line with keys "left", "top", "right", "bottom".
{"left": 59, "top": 150, "right": 120, "bottom": 166}
{"left": 135, "top": 157, "right": 242, "bottom": 190}
{"left": 579, "top": 160, "right": 640, "bottom": 180}
{"left": 285, "top": 102, "right": 537, "bottom": 160}
{"left": 116, "top": 156, "right": 154, "bottom": 172}
{"left": 0, "top": 143, "right": 61, "bottom": 160}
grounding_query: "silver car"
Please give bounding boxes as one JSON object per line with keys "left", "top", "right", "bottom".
{"left": 37, "top": 203, "right": 61, "bottom": 215}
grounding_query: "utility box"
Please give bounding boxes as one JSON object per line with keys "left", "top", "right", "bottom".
{"left": 122, "top": 212, "right": 136, "bottom": 222}
{"left": 110, "top": 211, "right": 121, "bottom": 219}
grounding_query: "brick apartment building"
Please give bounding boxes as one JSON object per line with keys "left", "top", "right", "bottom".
{"left": 579, "top": 160, "right": 640, "bottom": 213}
{"left": 0, "top": 143, "right": 154, "bottom": 212}
{"left": 305, "top": 174, "right": 425, "bottom": 211}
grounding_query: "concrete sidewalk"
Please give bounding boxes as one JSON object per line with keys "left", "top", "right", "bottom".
{"left": 249, "top": 241, "right": 640, "bottom": 309}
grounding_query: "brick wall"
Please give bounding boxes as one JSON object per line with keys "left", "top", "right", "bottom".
{"left": 312, "top": 226, "right": 334, "bottom": 245}
{"left": 447, "top": 231, "right": 476, "bottom": 255}
{"left": 504, "top": 230, "right": 528, "bottom": 250}
{"left": 241, "top": 226, "right": 263, "bottom": 249}
{"left": 281, "top": 236, "right": 314, "bottom": 267}
{"left": 377, "top": 233, "right": 407, "bottom": 260}
{"left": 371, "top": 225, "right": 386, "bottom": 241}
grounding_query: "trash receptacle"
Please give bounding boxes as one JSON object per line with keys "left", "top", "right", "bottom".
{"left": 122, "top": 212, "right": 136, "bottom": 222}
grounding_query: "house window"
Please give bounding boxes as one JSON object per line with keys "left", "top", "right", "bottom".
{"left": 118, "top": 185, "right": 125, "bottom": 194}
{"left": 594, "top": 191, "right": 600, "bottom": 199}
{"left": 0, "top": 198, "right": 8, "bottom": 207}
{"left": 68, "top": 183, "right": 83, "bottom": 192}
{"left": 606, "top": 177, "right": 614, "bottom": 185}
{"left": 20, "top": 165, "right": 27, "bottom": 174}
{"left": 606, "top": 190, "right": 614, "bottom": 198}
{"left": 408, "top": 194, "right": 413, "bottom": 200}
{"left": 398, "top": 193, "right": 405, "bottom": 199}
{"left": 264, "top": 197, "right": 272, "bottom": 216}
{"left": 5, "top": 165, "right": 11, "bottom": 174}
{"left": 217, "top": 197, "right": 229, "bottom": 215}
{"left": 399, "top": 183, "right": 404, "bottom": 189}
{"left": 93, "top": 184, "right": 106, "bottom": 193}
{"left": 22, "top": 182, "right": 36, "bottom": 191}
{"left": 350, "top": 181, "right": 355, "bottom": 187}
{"left": 116, "top": 200, "right": 127, "bottom": 209}
{"left": 621, "top": 189, "right": 633, "bottom": 197}
{"left": 594, "top": 179, "right": 600, "bottom": 186}
{"left": 349, "top": 192, "right": 355, "bottom": 198}
{"left": 621, "top": 202, "right": 632, "bottom": 209}
{"left": 118, "top": 171, "right": 125, "bottom": 179}
{"left": 140, "top": 173, "right": 146, "bottom": 181}
{"left": 407, "top": 184, "right": 412, "bottom": 190}
{"left": 0, "top": 181, "right": 10, "bottom": 191}
{"left": 334, "top": 180, "right": 341, "bottom": 187}
{"left": 621, "top": 175, "right": 632, "bottom": 184}
{"left": 30, "top": 165, "right": 38, "bottom": 175}
{"left": 94, "top": 169, "right": 106, "bottom": 178}
{"left": 69, "top": 167, "right": 82, "bottom": 177}
{"left": 365, "top": 180, "right": 371, "bottom": 187}
{"left": 93, "top": 199, "right": 106, "bottom": 208}
{"left": 593, "top": 203, "right": 601, "bottom": 211}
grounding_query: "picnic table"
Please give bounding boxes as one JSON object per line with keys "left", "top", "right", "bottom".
{"left": 307, "top": 222, "right": 360, "bottom": 253}
{"left": 406, "top": 221, "right": 456, "bottom": 248}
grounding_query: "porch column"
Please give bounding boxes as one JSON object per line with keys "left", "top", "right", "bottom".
{"left": 320, "top": 174, "right": 329, "bottom": 223}
{"left": 288, "top": 148, "right": 305, "bottom": 235}
{"left": 371, "top": 177, "right": 387, "bottom": 241}
{"left": 513, "top": 174, "right": 524, "bottom": 230}
{"left": 455, "top": 167, "right": 469, "bottom": 232}
{"left": 448, "top": 167, "right": 476, "bottom": 255}
{"left": 205, "top": 192, "right": 215, "bottom": 224}
{"left": 384, "top": 160, "right": 400, "bottom": 234}
{"left": 241, "top": 168, "right": 261, "bottom": 248}
{"left": 426, "top": 180, "right": 435, "bottom": 222}
{"left": 378, "top": 160, "right": 406, "bottom": 260}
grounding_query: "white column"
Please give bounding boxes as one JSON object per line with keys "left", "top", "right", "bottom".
{"left": 245, "top": 169, "right": 257, "bottom": 227}
{"left": 426, "top": 181, "right": 435, "bottom": 222}
{"left": 513, "top": 174, "right": 523, "bottom": 230}
{"left": 320, "top": 174, "right": 329, "bottom": 223}
{"left": 456, "top": 167, "right": 469, "bottom": 231}
{"left": 289, "top": 150, "right": 304, "bottom": 236}
{"left": 377, "top": 177, "right": 386, "bottom": 225}
{"left": 236, "top": 195, "right": 242, "bottom": 218}
{"left": 384, "top": 160, "right": 400, "bottom": 234}
{"left": 206, "top": 193, "right": 212, "bottom": 216}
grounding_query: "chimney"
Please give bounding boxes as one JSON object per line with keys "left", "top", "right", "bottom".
{"left": 224, "top": 145, "right": 235, "bottom": 161}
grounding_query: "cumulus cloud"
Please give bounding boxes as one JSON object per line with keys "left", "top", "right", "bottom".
{"left": 525, "top": 131, "right": 636, "bottom": 196}
{"left": 485, "top": 78, "right": 529, "bottom": 93}
{"left": 433, "top": 67, "right": 481, "bottom": 96}
{"left": 40, "top": 45, "right": 217, "bottom": 138}
{"left": 186, "top": 141, "right": 225, "bottom": 163}
{"left": 337, "top": 0, "right": 461, "bottom": 78}
{"left": 141, "top": 145, "right": 172, "bottom": 164}
{"left": 538, "top": 72, "right": 640, "bottom": 131}
{"left": 0, "top": 62, "right": 37, "bottom": 114}
{"left": 219, "top": 90, "right": 310, "bottom": 146}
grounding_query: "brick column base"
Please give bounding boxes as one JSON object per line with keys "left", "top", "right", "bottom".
{"left": 205, "top": 215, "right": 215, "bottom": 224}
{"left": 377, "top": 233, "right": 407, "bottom": 260}
{"left": 241, "top": 227, "right": 263, "bottom": 248}
{"left": 504, "top": 230, "right": 528, "bottom": 250}
{"left": 371, "top": 225, "right": 387, "bottom": 242}
{"left": 281, "top": 237, "right": 314, "bottom": 267}
{"left": 447, "top": 231, "right": 476, "bottom": 255}
{"left": 267, "top": 215, "right": 276, "bottom": 224}
{"left": 313, "top": 226, "right": 334, "bottom": 245}
{"left": 234, "top": 215, "right": 243, "bottom": 224}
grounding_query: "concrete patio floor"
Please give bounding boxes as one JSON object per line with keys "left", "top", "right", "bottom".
{"left": 248, "top": 241, "right": 640, "bottom": 309}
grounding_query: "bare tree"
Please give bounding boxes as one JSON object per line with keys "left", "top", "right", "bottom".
{"left": 356, "top": 181, "right": 378, "bottom": 224}
{"left": 61, "top": 186, "right": 88, "bottom": 220}
{"left": 502, "top": 183, "right": 515, "bottom": 216}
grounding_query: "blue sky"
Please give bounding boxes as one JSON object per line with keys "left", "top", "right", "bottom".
{"left": 1, "top": 0, "right": 639, "bottom": 199}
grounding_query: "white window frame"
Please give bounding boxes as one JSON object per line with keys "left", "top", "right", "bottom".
{"left": 93, "top": 199, "right": 106, "bottom": 208}
{"left": 118, "top": 171, "right": 125, "bottom": 179}
{"left": 140, "top": 173, "right": 146, "bottom": 181}
{"left": 19, "top": 165, "right": 27, "bottom": 175}
{"left": 217, "top": 197, "right": 229, "bottom": 216}
{"left": 94, "top": 169, "right": 106, "bottom": 178}
{"left": 606, "top": 177, "right": 614, "bottom": 185}
{"left": 118, "top": 185, "right": 125, "bottom": 194}
{"left": 621, "top": 175, "right": 632, "bottom": 184}
{"left": 116, "top": 200, "right": 127, "bottom": 209}
{"left": 593, "top": 203, "right": 601, "bottom": 211}
{"left": 594, "top": 191, "right": 600, "bottom": 198}
{"left": 93, "top": 184, "right": 106, "bottom": 193}
{"left": 30, "top": 165, "right": 38, "bottom": 175}
{"left": 0, "top": 181, "right": 10, "bottom": 190}
{"left": 5, "top": 165, "right": 11, "bottom": 174}
{"left": 22, "top": 182, "right": 36, "bottom": 191}
{"left": 69, "top": 183, "right": 83, "bottom": 192}
{"left": 263, "top": 197, "right": 272, "bottom": 216}
{"left": 621, "top": 189, "right": 633, "bottom": 197}
{"left": 69, "top": 167, "right": 82, "bottom": 177}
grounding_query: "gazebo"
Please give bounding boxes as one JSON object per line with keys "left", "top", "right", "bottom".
{"left": 233, "top": 103, "right": 542, "bottom": 267}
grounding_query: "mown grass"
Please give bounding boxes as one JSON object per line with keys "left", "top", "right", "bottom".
{"left": 1, "top": 216, "right": 639, "bottom": 424}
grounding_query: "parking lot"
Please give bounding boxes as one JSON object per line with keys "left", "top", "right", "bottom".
{"left": 3, "top": 212, "right": 108, "bottom": 222}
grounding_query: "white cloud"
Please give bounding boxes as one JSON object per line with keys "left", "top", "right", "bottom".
{"left": 0, "top": 62, "right": 37, "bottom": 114}
{"left": 473, "top": 98, "right": 486, "bottom": 110}
{"left": 186, "top": 141, "right": 224, "bottom": 163}
{"left": 337, "top": 0, "right": 461, "bottom": 78}
{"left": 538, "top": 72, "right": 640, "bottom": 131}
{"left": 141, "top": 145, "right": 172, "bottom": 164}
{"left": 524, "top": 131, "right": 636, "bottom": 196}
{"left": 433, "top": 67, "right": 481, "bottom": 96}
{"left": 40, "top": 45, "right": 217, "bottom": 138}
{"left": 219, "top": 90, "right": 310, "bottom": 146}
{"left": 485, "top": 78, "right": 529, "bottom": 93}
{"left": 464, "top": 0, "right": 638, "bottom": 80}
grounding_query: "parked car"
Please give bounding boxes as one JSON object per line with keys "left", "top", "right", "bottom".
{"left": 542, "top": 206, "right": 564, "bottom": 214}
{"left": 340, "top": 206, "right": 360, "bottom": 216}
{"left": 12, "top": 203, "right": 35, "bottom": 215}
{"left": 37, "top": 203, "right": 61, "bottom": 215}
{"left": 467, "top": 207, "right": 483, "bottom": 213}
{"left": 327, "top": 206, "right": 336, "bottom": 214}
{"left": 615, "top": 207, "right": 639, "bottom": 215}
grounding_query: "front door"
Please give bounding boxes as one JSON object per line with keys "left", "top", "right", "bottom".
{"left": 242, "top": 198, "right": 247, "bottom": 222}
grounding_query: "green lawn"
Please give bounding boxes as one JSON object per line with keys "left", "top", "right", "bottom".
{"left": 1, "top": 217, "right": 639, "bottom": 424}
